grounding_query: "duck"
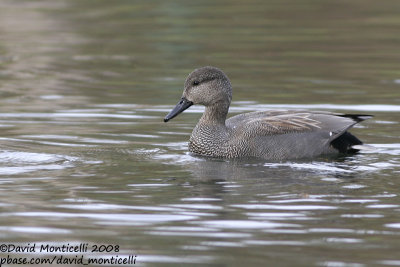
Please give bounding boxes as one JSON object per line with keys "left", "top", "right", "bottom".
{"left": 164, "top": 66, "right": 372, "bottom": 160}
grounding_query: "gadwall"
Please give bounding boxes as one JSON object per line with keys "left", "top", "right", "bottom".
{"left": 164, "top": 66, "right": 371, "bottom": 160}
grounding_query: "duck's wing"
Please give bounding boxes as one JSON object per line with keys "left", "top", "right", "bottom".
{"left": 226, "top": 110, "right": 371, "bottom": 157}
{"left": 226, "top": 110, "right": 370, "bottom": 140}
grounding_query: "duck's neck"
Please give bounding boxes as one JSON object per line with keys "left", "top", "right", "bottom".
{"left": 189, "top": 101, "right": 230, "bottom": 157}
{"left": 199, "top": 101, "right": 229, "bottom": 126}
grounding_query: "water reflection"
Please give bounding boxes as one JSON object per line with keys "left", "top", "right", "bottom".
{"left": 1, "top": 0, "right": 400, "bottom": 266}
{"left": 0, "top": 100, "right": 399, "bottom": 266}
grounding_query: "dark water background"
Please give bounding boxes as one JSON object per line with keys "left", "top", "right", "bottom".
{"left": 0, "top": 0, "right": 400, "bottom": 266}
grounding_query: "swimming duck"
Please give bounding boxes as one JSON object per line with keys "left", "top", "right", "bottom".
{"left": 164, "top": 66, "right": 371, "bottom": 160}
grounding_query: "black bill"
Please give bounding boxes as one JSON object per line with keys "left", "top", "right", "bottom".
{"left": 164, "top": 97, "right": 193, "bottom": 122}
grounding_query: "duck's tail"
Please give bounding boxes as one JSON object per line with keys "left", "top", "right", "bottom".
{"left": 331, "top": 114, "right": 374, "bottom": 154}
{"left": 338, "top": 114, "right": 373, "bottom": 123}
{"left": 331, "top": 132, "right": 363, "bottom": 153}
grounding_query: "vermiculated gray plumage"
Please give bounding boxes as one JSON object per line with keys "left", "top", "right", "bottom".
{"left": 164, "top": 66, "right": 372, "bottom": 160}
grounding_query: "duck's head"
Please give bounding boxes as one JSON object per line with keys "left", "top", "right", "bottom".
{"left": 164, "top": 66, "right": 232, "bottom": 122}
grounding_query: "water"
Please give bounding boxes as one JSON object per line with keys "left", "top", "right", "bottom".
{"left": 0, "top": 0, "right": 399, "bottom": 266}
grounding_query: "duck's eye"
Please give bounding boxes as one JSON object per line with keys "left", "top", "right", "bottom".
{"left": 192, "top": 80, "right": 200, "bottom": 86}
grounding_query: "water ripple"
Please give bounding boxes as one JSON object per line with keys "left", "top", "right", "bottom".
{"left": 6, "top": 212, "right": 197, "bottom": 226}
{"left": 0, "top": 112, "right": 155, "bottom": 119}
{"left": 232, "top": 204, "right": 338, "bottom": 210}
{"left": 0, "top": 150, "right": 77, "bottom": 175}
{"left": 194, "top": 220, "right": 300, "bottom": 229}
